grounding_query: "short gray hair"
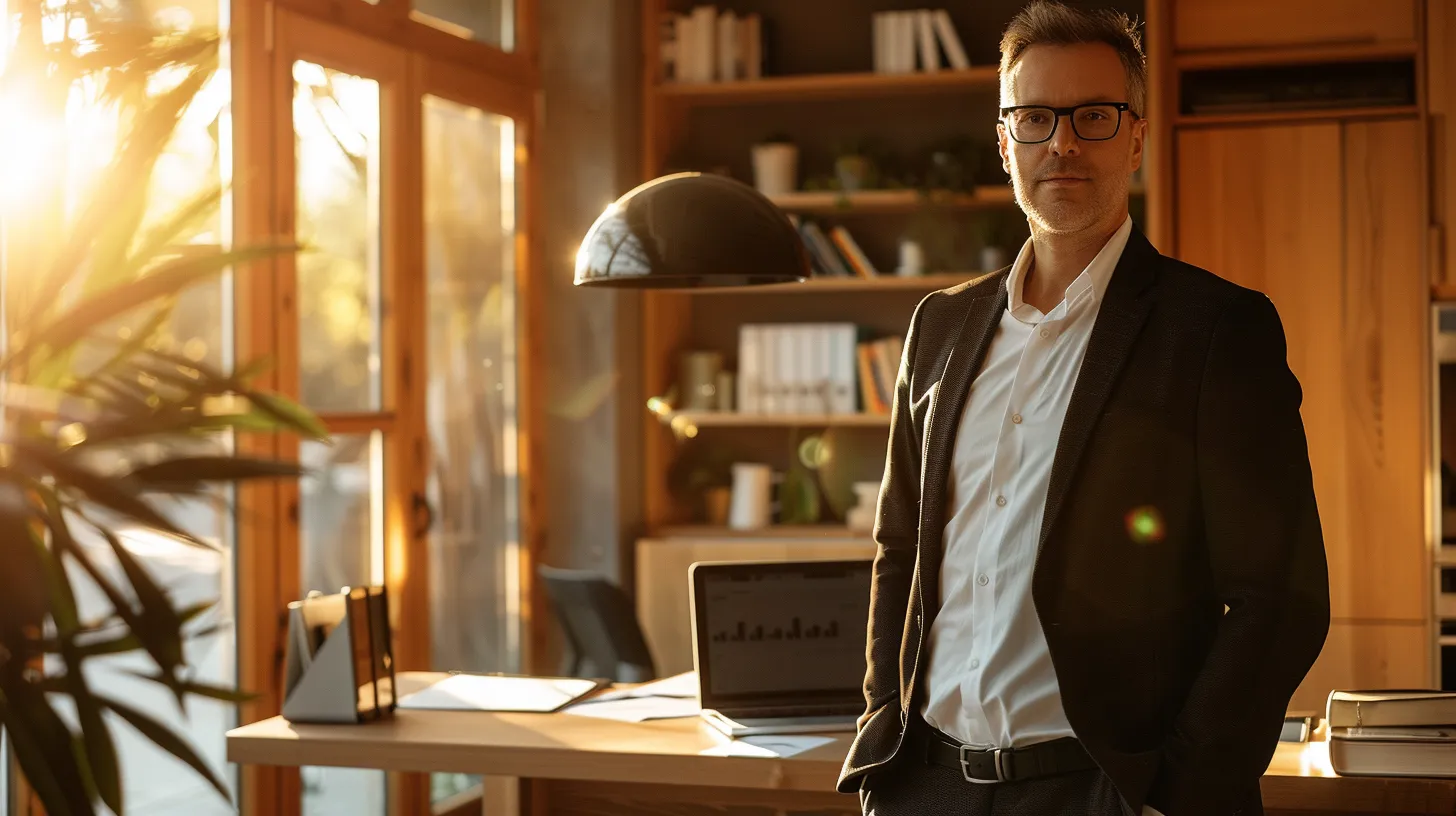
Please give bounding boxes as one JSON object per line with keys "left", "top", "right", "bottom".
{"left": 999, "top": 0, "right": 1147, "bottom": 115}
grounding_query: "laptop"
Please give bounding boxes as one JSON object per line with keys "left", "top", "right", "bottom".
{"left": 689, "top": 558, "right": 873, "bottom": 738}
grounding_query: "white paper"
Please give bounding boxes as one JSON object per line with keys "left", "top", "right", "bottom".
{"left": 699, "top": 735, "right": 836, "bottom": 758}
{"left": 397, "top": 674, "right": 599, "bottom": 712}
{"left": 561, "top": 696, "right": 702, "bottom": 723}
{"left": 588, "top": 671, "right": 698, "bottom": 703}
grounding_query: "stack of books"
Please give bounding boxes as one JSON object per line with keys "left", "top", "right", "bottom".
{"left": 661, "top": 5, "right": 763, "bottom": 84}
{"left": 872, "top": 9, "right": 970, "bottom": 74}
{"left": 736, "top": 324, "right": 902, "bottom": 416}
{"left": 1327, "top": 689, "right": 1456, "bottom": 777}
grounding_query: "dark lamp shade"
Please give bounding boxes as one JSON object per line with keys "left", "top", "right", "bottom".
{"left": 572, "top": 172, "right": 812, "bottom": 288}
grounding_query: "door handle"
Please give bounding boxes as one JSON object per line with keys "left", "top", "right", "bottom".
{"left": 411, "top": 491, "right": 435, "bottom": 538}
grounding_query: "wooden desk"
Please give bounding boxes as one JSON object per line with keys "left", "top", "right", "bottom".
{"left": 227, "top": 673, "right": 1456, "bottom": 816}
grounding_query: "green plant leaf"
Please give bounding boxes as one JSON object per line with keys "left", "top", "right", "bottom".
{"left": 0, "top": 679, "right": 97, "bottom": 816}
{"left": 99, "top": 527, "right": 187, "bottom": 700}
{"left": 126, "top": 456, "right": 305, "bottom": 490}
{"left": 13, "top": 440, "right": 198, "bottom": 545}
{"left": 96, "top": 692, "right": 233, "bottom": 803}
{"left": 40, "top": 600, "right": 218, "bottom": 657}
{"left": 246, "top": 390, "right": 331, "bottom": 440}
{"left": 121, "top": 670, "right": 256, "bottom": 704}
{"left": 8, "top": 243, "right": 293, "bottom": 374}
{"left": 34, "top": 499, "right": 124, "bottom": 815}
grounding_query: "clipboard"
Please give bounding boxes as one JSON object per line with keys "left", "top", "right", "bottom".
{"left": 396, "top": 672, "right": 612, "bottom": 713}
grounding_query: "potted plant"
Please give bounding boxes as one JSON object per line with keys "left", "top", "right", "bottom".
{"left": 832, "top": 138, "right": 881, "bottom": 193}
{"left": 0, "top": 6, "right": 323, "bottom": 815}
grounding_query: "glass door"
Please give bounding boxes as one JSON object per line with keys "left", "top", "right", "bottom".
{"left": 271, "top": 10, "right": 409, "bottom": 816}
{"left": 410, "top": 54, "right": 533, "bottom": 810}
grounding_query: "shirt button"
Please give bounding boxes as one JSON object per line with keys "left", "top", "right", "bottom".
{"left": 995, "top": 495, "right": 1007, "bottom": 507}
{"left": 1040, "top": 329, "right": 1051, "bottom": 339}
{"left": 1011, "top": 413, "right": 1023, "bottom": 424}
{"left": 971, "top": 658, "right": 981, "bottom": 669}
{"left": 977, "top": 574, "right": 989, "bottom": 586}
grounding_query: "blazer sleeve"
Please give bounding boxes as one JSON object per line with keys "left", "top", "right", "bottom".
{"left": 1146, "top": 290, "right": 1331, "bottom": 814}
{"left": 859, "top": 293, "right": 932, "bottom": 725}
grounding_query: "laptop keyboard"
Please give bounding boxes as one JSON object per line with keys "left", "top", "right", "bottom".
{"left": 728, "top": 706, "right": 858, "bottom": 720}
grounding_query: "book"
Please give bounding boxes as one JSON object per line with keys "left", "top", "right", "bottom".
{"left": 1326, "top": 689, "right": 1456, "bottom": 728}
{"left": 1329, "top": 726, "right": 1456, "bottom": 778}
{"left": 932, "top": 9, "right": 971, "bottom": 70}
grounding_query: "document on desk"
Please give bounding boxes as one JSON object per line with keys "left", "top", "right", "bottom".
{"left": 587, "top": 671, "right": 698, "bottom": 703}
{"left": 397, "top": 674, "right": 606, "bottom": 713}
{"left": 699, "top": 735, "right": 836, "bottom": 758}
{"left": 561, "top": 695, "right": 701, "bottom": 722}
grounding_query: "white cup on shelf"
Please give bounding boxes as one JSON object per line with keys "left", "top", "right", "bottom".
{"left": 751, "top": 142, "right": 798, "bottom": 197}
{"left": 728, "top": 462, "right": 776, "bottom": 530}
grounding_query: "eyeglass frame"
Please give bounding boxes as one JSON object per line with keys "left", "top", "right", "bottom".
{"left": 998, "top": 101, "right": 1140, "bottom": 144}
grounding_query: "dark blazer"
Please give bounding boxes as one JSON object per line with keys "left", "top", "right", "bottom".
{"left": 837, "top": 226, "right": 1330, "bottom": 816}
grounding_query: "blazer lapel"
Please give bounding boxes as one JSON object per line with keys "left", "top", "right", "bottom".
{"left": 918, "top": 276, "right": 1007, "bottom": 616}
{"left": 1036, "top": 229, "right": 1159, "bottom": 559}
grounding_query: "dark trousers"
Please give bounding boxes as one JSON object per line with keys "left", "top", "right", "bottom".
{"left": 859, "top": 715, "right": 1134, "bottom": 816}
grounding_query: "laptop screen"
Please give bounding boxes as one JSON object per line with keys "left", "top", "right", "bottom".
{"left": 691, "top": 559, "right": 873, "bottom": 708}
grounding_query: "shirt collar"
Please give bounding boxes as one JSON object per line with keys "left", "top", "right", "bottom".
{"left": 1005, "top": 214, "right": 1133, "bottom": 321}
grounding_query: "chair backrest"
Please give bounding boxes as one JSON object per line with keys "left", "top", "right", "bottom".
{"left": 537, "top": 565, "right": 656, "bottom": 683}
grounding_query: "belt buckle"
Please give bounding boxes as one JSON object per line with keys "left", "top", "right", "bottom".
{"left": 958, "top": 745, "right": 1005, "bottom": 783}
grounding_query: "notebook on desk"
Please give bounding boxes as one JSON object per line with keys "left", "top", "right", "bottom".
{"left": 689, "top": 559, "right": 873, "bottom": 738}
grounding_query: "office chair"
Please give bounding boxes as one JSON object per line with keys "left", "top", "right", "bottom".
{"left": 537, "top": 565, "right": 657, "bottom": 683}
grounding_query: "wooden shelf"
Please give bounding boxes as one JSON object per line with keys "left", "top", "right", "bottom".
{"left": 770, "top": 186, "right": 1008, "bottom": 213}
{"left": 657, "top": 67, "right": 999, "bottom": 105}
{"left": 1174, "top": 40, "right": 1419, "bottom": 71}
{"left": 648, "top": 525, "right": 874, "bottom": 541}
{"left": 1174, "top": 105, "right": 1420, "bottom": 127}
{"left": 770, "top": 184, "right": 1144, "bottom": 215}
{"left": 684, "top": 271, "right": 984, "bottom": 295}
{"left": 657, "top": 410, "right": 890, "bottom": 428}
{"left": 1434, "top": 283, "right": 1456, "bottom": 302}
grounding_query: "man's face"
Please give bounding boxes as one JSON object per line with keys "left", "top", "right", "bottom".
{"left": 998, "top": 43, "right": 1145, "bottom": 236}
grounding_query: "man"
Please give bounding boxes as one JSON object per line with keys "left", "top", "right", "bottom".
{"left": 837, "top": 3, "right": 1330, "bottom": 815}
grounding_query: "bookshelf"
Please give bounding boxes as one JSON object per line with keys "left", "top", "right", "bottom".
{"left": 657, "top": 66, "right": 1000, "bottom": 104}
{"left": 639, "top": 0, "right": 1164, "bottom": 537}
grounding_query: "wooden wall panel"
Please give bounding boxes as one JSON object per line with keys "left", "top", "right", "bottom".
{"left": 1340, "top": 118, "right": 1429, "bottom": 624}
{"left": 1290, "top": 621, "right": 1429, "bottom": 713}
{"left": 1172, "top": 0, "right": 1417, "bottom": 52}
{"left": 1176, "top": 118, "right": 1431, "bottom": 698}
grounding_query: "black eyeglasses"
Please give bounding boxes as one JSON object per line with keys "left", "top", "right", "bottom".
{"left": 999, "top": 102, "right": 1139, "bottom": 144}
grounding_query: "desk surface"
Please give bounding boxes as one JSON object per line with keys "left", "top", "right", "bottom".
{"left": 228, "top": 673, "right": 1456, "bottom": 813}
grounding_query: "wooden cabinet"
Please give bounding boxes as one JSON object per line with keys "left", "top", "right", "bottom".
{"left": 1432, "top": 0, "right": 1456, "bottom": 294}
{"left": 1176, "top": 118, "right": 1430, "bottom": 698}
{"left": 1172, "top": 0, "right": 1417, "bottom": 52}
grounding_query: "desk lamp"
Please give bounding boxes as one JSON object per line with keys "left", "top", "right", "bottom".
{"left": 573, "top": 172, "right": 811, "bottom": 288}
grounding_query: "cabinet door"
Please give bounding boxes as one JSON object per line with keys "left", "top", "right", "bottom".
{"left": 1173, "top": 0, "right": 1416, "bottom": 51}
{"left": 1176, "top": 119, "right": 1429, "bottom": 697}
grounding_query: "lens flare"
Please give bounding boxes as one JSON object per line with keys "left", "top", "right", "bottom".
{"left": 1125, "top": 505, "right": 1165, "bottom": 545}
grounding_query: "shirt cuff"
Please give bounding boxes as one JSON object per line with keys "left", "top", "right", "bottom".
{"left": 1142, "top": 806, "right": 1166, "bottom": 816}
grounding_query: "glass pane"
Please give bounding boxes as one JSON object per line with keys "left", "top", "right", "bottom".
{"left": 2, "top": 0, "right": 240, "bottom": 812}
{"left": 298, "top": 432, "right": 387, "bottom": 815}
{"left": 294, "top": 61, "right": 383, "bottom": 413}
{"left": 422, "top": 95, "right": 521, "bottom": 807}
{"left": 411, "top": 0, "right": 513, "bottom": 50}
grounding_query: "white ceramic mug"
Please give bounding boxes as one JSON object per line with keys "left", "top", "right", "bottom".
{"left": 728, "top": 462, "right": 775, "bottom": 530}
{"left": 751, "top": 143, "right": 798, "bottom": 197}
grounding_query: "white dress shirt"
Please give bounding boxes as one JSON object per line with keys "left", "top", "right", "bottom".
{"left": 920, "top": 209, "right": 1158, "bottom": 810}
{"left": 918, "top": 216, "right": 1160, "bottom": 814}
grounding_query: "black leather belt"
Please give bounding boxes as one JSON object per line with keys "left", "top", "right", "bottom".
{"left": 921, "top": 729, "right": 1099, "bottom": 783}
